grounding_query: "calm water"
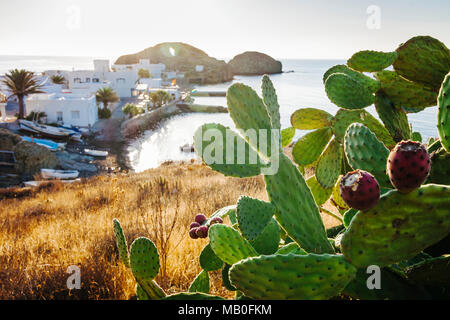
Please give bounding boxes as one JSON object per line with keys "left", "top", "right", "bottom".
{"left": 128, "top": 59, "right": 439, "bottom": 171}
{"left": 0, "top": 56, "right": 438, "bottom": 172}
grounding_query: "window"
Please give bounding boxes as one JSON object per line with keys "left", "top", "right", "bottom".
{"left": 74, "top": 78, "right": 81, "bottom": 84}
{"left": 57, "top": 112, "right": 63, "bottom": 122}
{"left": 116, "top": 78, "right": 125, "bottom": 84}
{"left": 71, "top": 111, "right": 80, "bottom": 119}
{"left": 93, "top": 78, "right": 100, "bottom": 83}
{"left": 86, "top": 78, "right": 91, "bottom": 83}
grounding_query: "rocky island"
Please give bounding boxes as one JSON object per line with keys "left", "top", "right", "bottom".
{"left": 228, "top": 51, "right": 283, "bottom": 75}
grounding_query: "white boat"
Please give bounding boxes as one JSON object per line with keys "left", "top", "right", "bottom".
{"left": 40, "top": 168, "right": 79, "bottom": 180}
{"left": 24, "top": 179, "right": 81, "bottom": 187}
{"left": 84, "top": 149, "right": 108, "bottom": 157}
{"left": 19, "top": 120, "right": 71, "bottom": 139}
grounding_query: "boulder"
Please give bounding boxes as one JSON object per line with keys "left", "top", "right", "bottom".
{"left": 0, "top": 128, "right": 22, "bottom": 150}
{"left": 228, "top": 51, "right": 282, "bottom": 75}
{"left": 114, "top": 42, "right": 233, "bottom": 84}
{"left": 13, "top": 141, "right": 59, "bottom": 175}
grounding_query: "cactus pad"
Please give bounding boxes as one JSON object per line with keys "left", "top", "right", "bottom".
{"left": 374, "top": 90, "right": 412, "bottom": 142}
{"left": 281, "top": 127, "right": 295, "bottom": 147}
{"left": 316, "top": 139, "right": 342, "bottom": 188}
{"left": 292, "top": 127, "right": 332, "bottom": 166}
{"left": 347, "top": 50, "right": 398, "bottom": 72}
{"left": 249, "top": 218, "right": 281, "bottom": 255}
{"left": 209, "top": 224, "right": 258, "bottom": 265}
{"left": 290, "top": 108, "right": 333, "bottom": 130}
{"left": 194, "top": 123, "right": 264, "bottom": 178}
{"left": 429, "top": 148, "right": 450, "bottom": 185}
{"left": 325, "top": 73, "right": 375, "bottom": 109}
{"left": 265, "top": 153, "right": 334, "bottom": 254}
{"left": 306, "top": 175, "right": 333, "bottom": 206}
{"left": 221, "top": 264, "right": 237, "bottom": 291}
{"left": 332, "top": 176, "right": 349, "bottom": 210}
{"left": 236, "top": 196, "right": 276, "bottom": 241}
{"left": 438, "top": 73, "right": 450, "bottom": 152}
{"left": 332, "top": 108, "right": 395, "bottom": 148}
{"left": 344, "top": 123, "right": 392, "bottom": 188}
{"left": 341, "top": 185, "right": 450, "bottom": 267}
{"left": 136, "top": 284, "right": 150, "bottom": 300}
{"left": 199, "top": 243, "right": 224, "bottom": 271}
{"left": 405, "top": 256, "right": 450, "bottom": 286}
{"left": 229, "top": 253, "right": 357, "bottom": 300}
{"left": 130, "top": 237, "right": 160, "bottom": 281}
{"left": 374, "top": 70, "right": 437, "bottom": 113}
{"left": 275, "top": 242, "right": 307, "bottom": 255}
{"left": 393, "top": 35, "right": 450, "bottom": 91}
{"left": 323, "top": 65, "right": 380, "bottom": 92}
{"left": 113, "top": 218, "right": 130, "bottom": 268}
{"left": 189, "top": 270, "right": 210, "bottom": 293}
{"left": 261, "top": 75, "right": 281, "bottom": 129}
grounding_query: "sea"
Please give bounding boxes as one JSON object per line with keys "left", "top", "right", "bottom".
{"left": 0, "top": 56, "right": 439, "bottom": 172}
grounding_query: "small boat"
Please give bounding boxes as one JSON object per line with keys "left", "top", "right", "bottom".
{"left": 180, "top": 143, "right": 195, "bottom": 153}
{"left": 56, "top": 126, "right": 83, "bottom": 141}
{"left": 84, "top": 149, "right": 108, "bottom": 157}
{"left": 19, "top": 120, "right": 72, "bottom": 139}
{"left": 21, "top": 136, "right": 66, "bottom": 151}
{"left": 40, "top": 168, "right": 79, "bottom": 180}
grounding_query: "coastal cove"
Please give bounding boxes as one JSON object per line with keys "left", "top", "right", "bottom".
{"left": 127, "top": 59, "right": 440, "bottom": 172}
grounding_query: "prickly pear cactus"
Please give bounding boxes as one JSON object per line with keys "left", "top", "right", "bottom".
{"left": 325, "top": 73, "right": 375, "bottom": 109}
{"left": 438, "top": 73, "right": 450, "bottom": 152}
{"left": 347, "top": 50, "right": 398, "bottom": 72}
{"left": 113, "top": 219, "right": 130, "bottom": 268}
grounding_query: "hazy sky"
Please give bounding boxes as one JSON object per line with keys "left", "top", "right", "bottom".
{"left": 1, "top": 0, "right": 449, "bottom": 60}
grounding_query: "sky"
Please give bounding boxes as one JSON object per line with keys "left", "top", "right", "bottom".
{"left": 0, "top": 0, "right": 449, "bottom": 61}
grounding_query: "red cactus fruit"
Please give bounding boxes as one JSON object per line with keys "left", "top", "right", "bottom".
{"left": 209, "top": 217, "right": 223, "bottom": 225}
{"left": 189, "top": 228, "right": 199, "bottom": 239}
{"left": 195, "top": 214, "right": 207, "bottom": 224}
{"left": 387, "top": 140, "right": 430, "bottom": 193}
{"left": 340, "top": 169, "right": 380, "bottom": 211}
{"left": 196, "top": 226, "right": 209, "bottom": 238}
{"left": 190, "top": 222, "right": 200, "bottom": 229}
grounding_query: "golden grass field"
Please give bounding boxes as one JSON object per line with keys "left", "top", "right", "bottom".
{"left": 0, "top": 162, "right": 341, "bottom": 300}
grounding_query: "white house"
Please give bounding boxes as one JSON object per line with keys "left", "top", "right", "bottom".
{"left": 26, "top": 92, "right": 98, "bottom": 127}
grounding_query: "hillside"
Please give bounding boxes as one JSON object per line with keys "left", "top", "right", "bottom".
{"left": 0, "top": 162, "right": 339, "bottom": 300}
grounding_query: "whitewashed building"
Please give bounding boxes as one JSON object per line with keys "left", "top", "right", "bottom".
{"left": 26, "top": 92, "right": 98, "bottom": 127}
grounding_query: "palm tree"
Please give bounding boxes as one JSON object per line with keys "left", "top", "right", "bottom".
{"left": 150, "top": 90, "right": 172, "bottom": 108}
{"left": 96, "top": 87, "right": 120, "bottom": 110}
{"left": 2, "top": 69, "right": 43, "bottom": 119}
{"left": 50, "top": 75, "right": 66, "bottom": 85}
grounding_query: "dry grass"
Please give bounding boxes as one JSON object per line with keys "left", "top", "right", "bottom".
{"left": 0, "top": 161, "right": 341, "bottom": 300}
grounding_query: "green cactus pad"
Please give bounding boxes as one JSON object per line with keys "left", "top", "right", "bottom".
{"left": 249, "top": 218, "right": 281, "bottom": 255}
{"left": 265, "top": 153, "right": 334, "bottom": 254}
{"left": 199, "top": 243, "right": 224, "bottom": 271}
{"left": 306, "top": 175, "right": 332, "bottom": 206}
{"left": 343, "top": 267, "right": 430, "bottom": 300}
{"left": 136, "top": 284, "right": 150, "bottom": 300}
{"left": 411, "top": 132, "right": 422, "bottom": 143}
{"left": 221, "top": 264, "right": 237, "bottom": 291}
{"left": 137, "top": 279, "right": 166, "bottom": 300}
{"left": 393, "top": 35, "right": 450, "bottom": 91}
{"left": 229, "top": 253, "right": 357, "bottom": 300}
{"left": 261, "top": 75, "right": 281, "bottom": 129}
{"left": 332, "top": 108, "right": 395, "bottom": 148}
{"left": 193, "top": 123, "right": 264, "bottom": 178}
{"left": 163, "top": 293, "right": 226, "bottom": 300}
{"left": 344, "top": 123, "right": 392, "bottom": 188}
{"left": 341, "top": 185, "right": 450, "bottom": 267}
{"left": 290, "top": 108, "right": 333, "bottom": 130}
{"left": 347, "top": 50, "right": 398, "bottom": 72}
{"left": 374, "top": 90, "right": 412, "bottom": 142}
{"left": 130, "top": 237, "right": 160, "bottom": 281}
{"left": 325, "top": 73, "right": 375, "bottom": 109}
{"left": 236, "top": 196, "right": 276, "bottom": 241}
{"left": 405, "top": 256, "right": 450, "bottom": 286}
{"left": 429, "top": 148, "right": 450, "bottom": 185}
{"left": 374, "top": 70, "right": 438, "bottom": 113}
{"left": 113, "top": 218, "right": 130, "bottom": 268}
{"left": 189, "top": 270, "right": 210, "bottom": 293}
{"left": 292, "top": 127, "right": 332, "bottom": 166}
{"left": 326, "top": 224, "right": 345, "bottom": 239}
{"left": 227, "top": 83, "right": 274, "bottom": 158}
{"left": 427, "top": 139, "right": 442, "bottom": 154}
{"left": 323, "top": 65, "right": 380, "bottom": 92}
{"left": 209, "top": 224, "right": 258, "bottom": 265}
{"left": 275, "top": 242, "right": 307, "bottom": 255}
{"left": 316, "top": 139, "right": 342, "bottom": 188}
{"left": 281, "top": 127, "right": 295, "bottom": 147}
{"left": 343, "top": 208, "right": 358, "bottom": 228}
{"left": 438, "top": 73, "right": 450, "bottom": 152}
{"left": 332, "top": 176, "right": 349, "bottom": 210}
